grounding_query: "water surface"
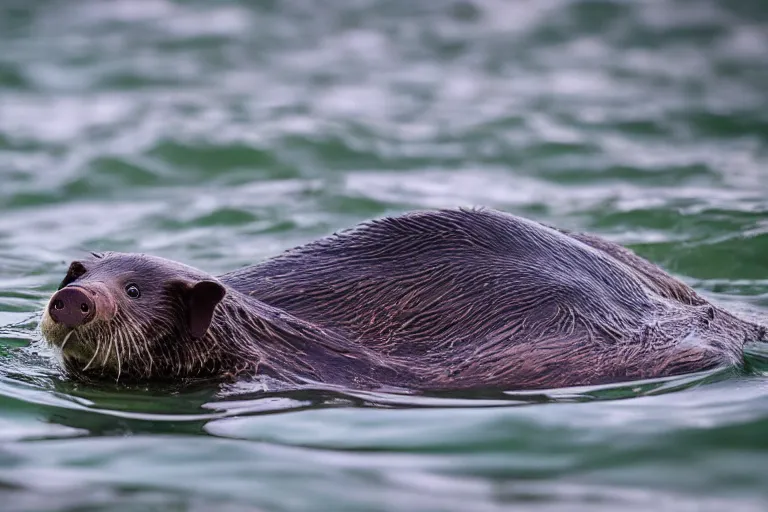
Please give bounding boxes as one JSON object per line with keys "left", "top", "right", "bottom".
{"left": 1, "top": 1, "right": 768, "bottom": 510}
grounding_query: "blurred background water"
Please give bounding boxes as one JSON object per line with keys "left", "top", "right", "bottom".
{"left": 1, "top": 0, "right": 768, "bottom": 510}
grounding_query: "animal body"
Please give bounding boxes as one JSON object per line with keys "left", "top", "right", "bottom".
{"left": 41, "top": 208, "right": 767, "bottom": 390}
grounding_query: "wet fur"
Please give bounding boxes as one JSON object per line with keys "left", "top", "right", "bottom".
{"left": 42, "top": 208, "right": 767, "bottom": 390}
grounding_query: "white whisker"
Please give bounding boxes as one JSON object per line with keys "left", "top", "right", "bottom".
{"left": 82, "top": 337, "right": 102, "bottom": 371}
{"left": 59, "top": 330, "right": 75, "bottom": 352}
{"left": 101, "top": 334, "right": 113, "bottom": 369}
{"left": 115, "top": 331, "right": 124, "bottom": 382}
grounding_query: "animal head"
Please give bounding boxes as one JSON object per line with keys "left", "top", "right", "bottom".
{"left": 40, "top": 252, "right": 226, "bottom": 380}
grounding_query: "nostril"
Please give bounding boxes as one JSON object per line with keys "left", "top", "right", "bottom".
{"left": 49, "top": 288, "right": 96, "bottom": 327}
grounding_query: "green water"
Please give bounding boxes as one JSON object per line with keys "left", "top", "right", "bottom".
{"left": 1, "top": 0, "right": 768, "bottom": 510}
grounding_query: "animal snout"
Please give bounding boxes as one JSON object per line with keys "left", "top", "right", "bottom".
{"left": 49, "top": 286, "right": 96, "bottom": 328}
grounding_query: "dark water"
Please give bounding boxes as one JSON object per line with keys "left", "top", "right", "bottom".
{"left": 1, "top": 1, "right": 768, "bottom": 510}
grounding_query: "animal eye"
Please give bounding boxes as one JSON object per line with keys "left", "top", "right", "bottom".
{"left": 125, "top": 284, "right": 141, "bottom": 299}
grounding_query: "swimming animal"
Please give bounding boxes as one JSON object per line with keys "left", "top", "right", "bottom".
{"left": 40, "top": 208, "right": 767, "bottom": 390}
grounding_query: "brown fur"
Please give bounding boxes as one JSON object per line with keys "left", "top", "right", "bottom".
{"left": 41, "top": 208, "right": 767, "bottom": 390}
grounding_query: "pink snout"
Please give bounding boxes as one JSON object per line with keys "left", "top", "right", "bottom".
{"left": 48, "top": 283, "right": 116, "bottom": 328}
{"left": 49, "top": 287, "right": 95, "bottom": 328}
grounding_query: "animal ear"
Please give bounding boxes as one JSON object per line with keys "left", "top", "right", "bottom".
{"left": 185, "top": 280, "right": 226, "bottom": 339}
{"left": 58, "top": 261, "right": 87, "bottom": 290}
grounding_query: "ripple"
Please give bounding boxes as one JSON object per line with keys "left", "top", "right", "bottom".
{"left": 682, "top": 111, "right": 768, "bottom": 141}
{"left": 665, "top": 230, "right": 768, "bottom": 280}
{"left": 0, "top": 62, "right": 30, "bottom": 90}
{"left": 147, "top": 140, "right": 299, "bottom": 181}
{"left": 86, "top": 156, "right": 163, "bottom": 187}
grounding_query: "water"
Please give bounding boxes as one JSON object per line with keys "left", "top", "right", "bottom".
{"left": 1, "top": 0, "right": 768, "bottom": 510}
